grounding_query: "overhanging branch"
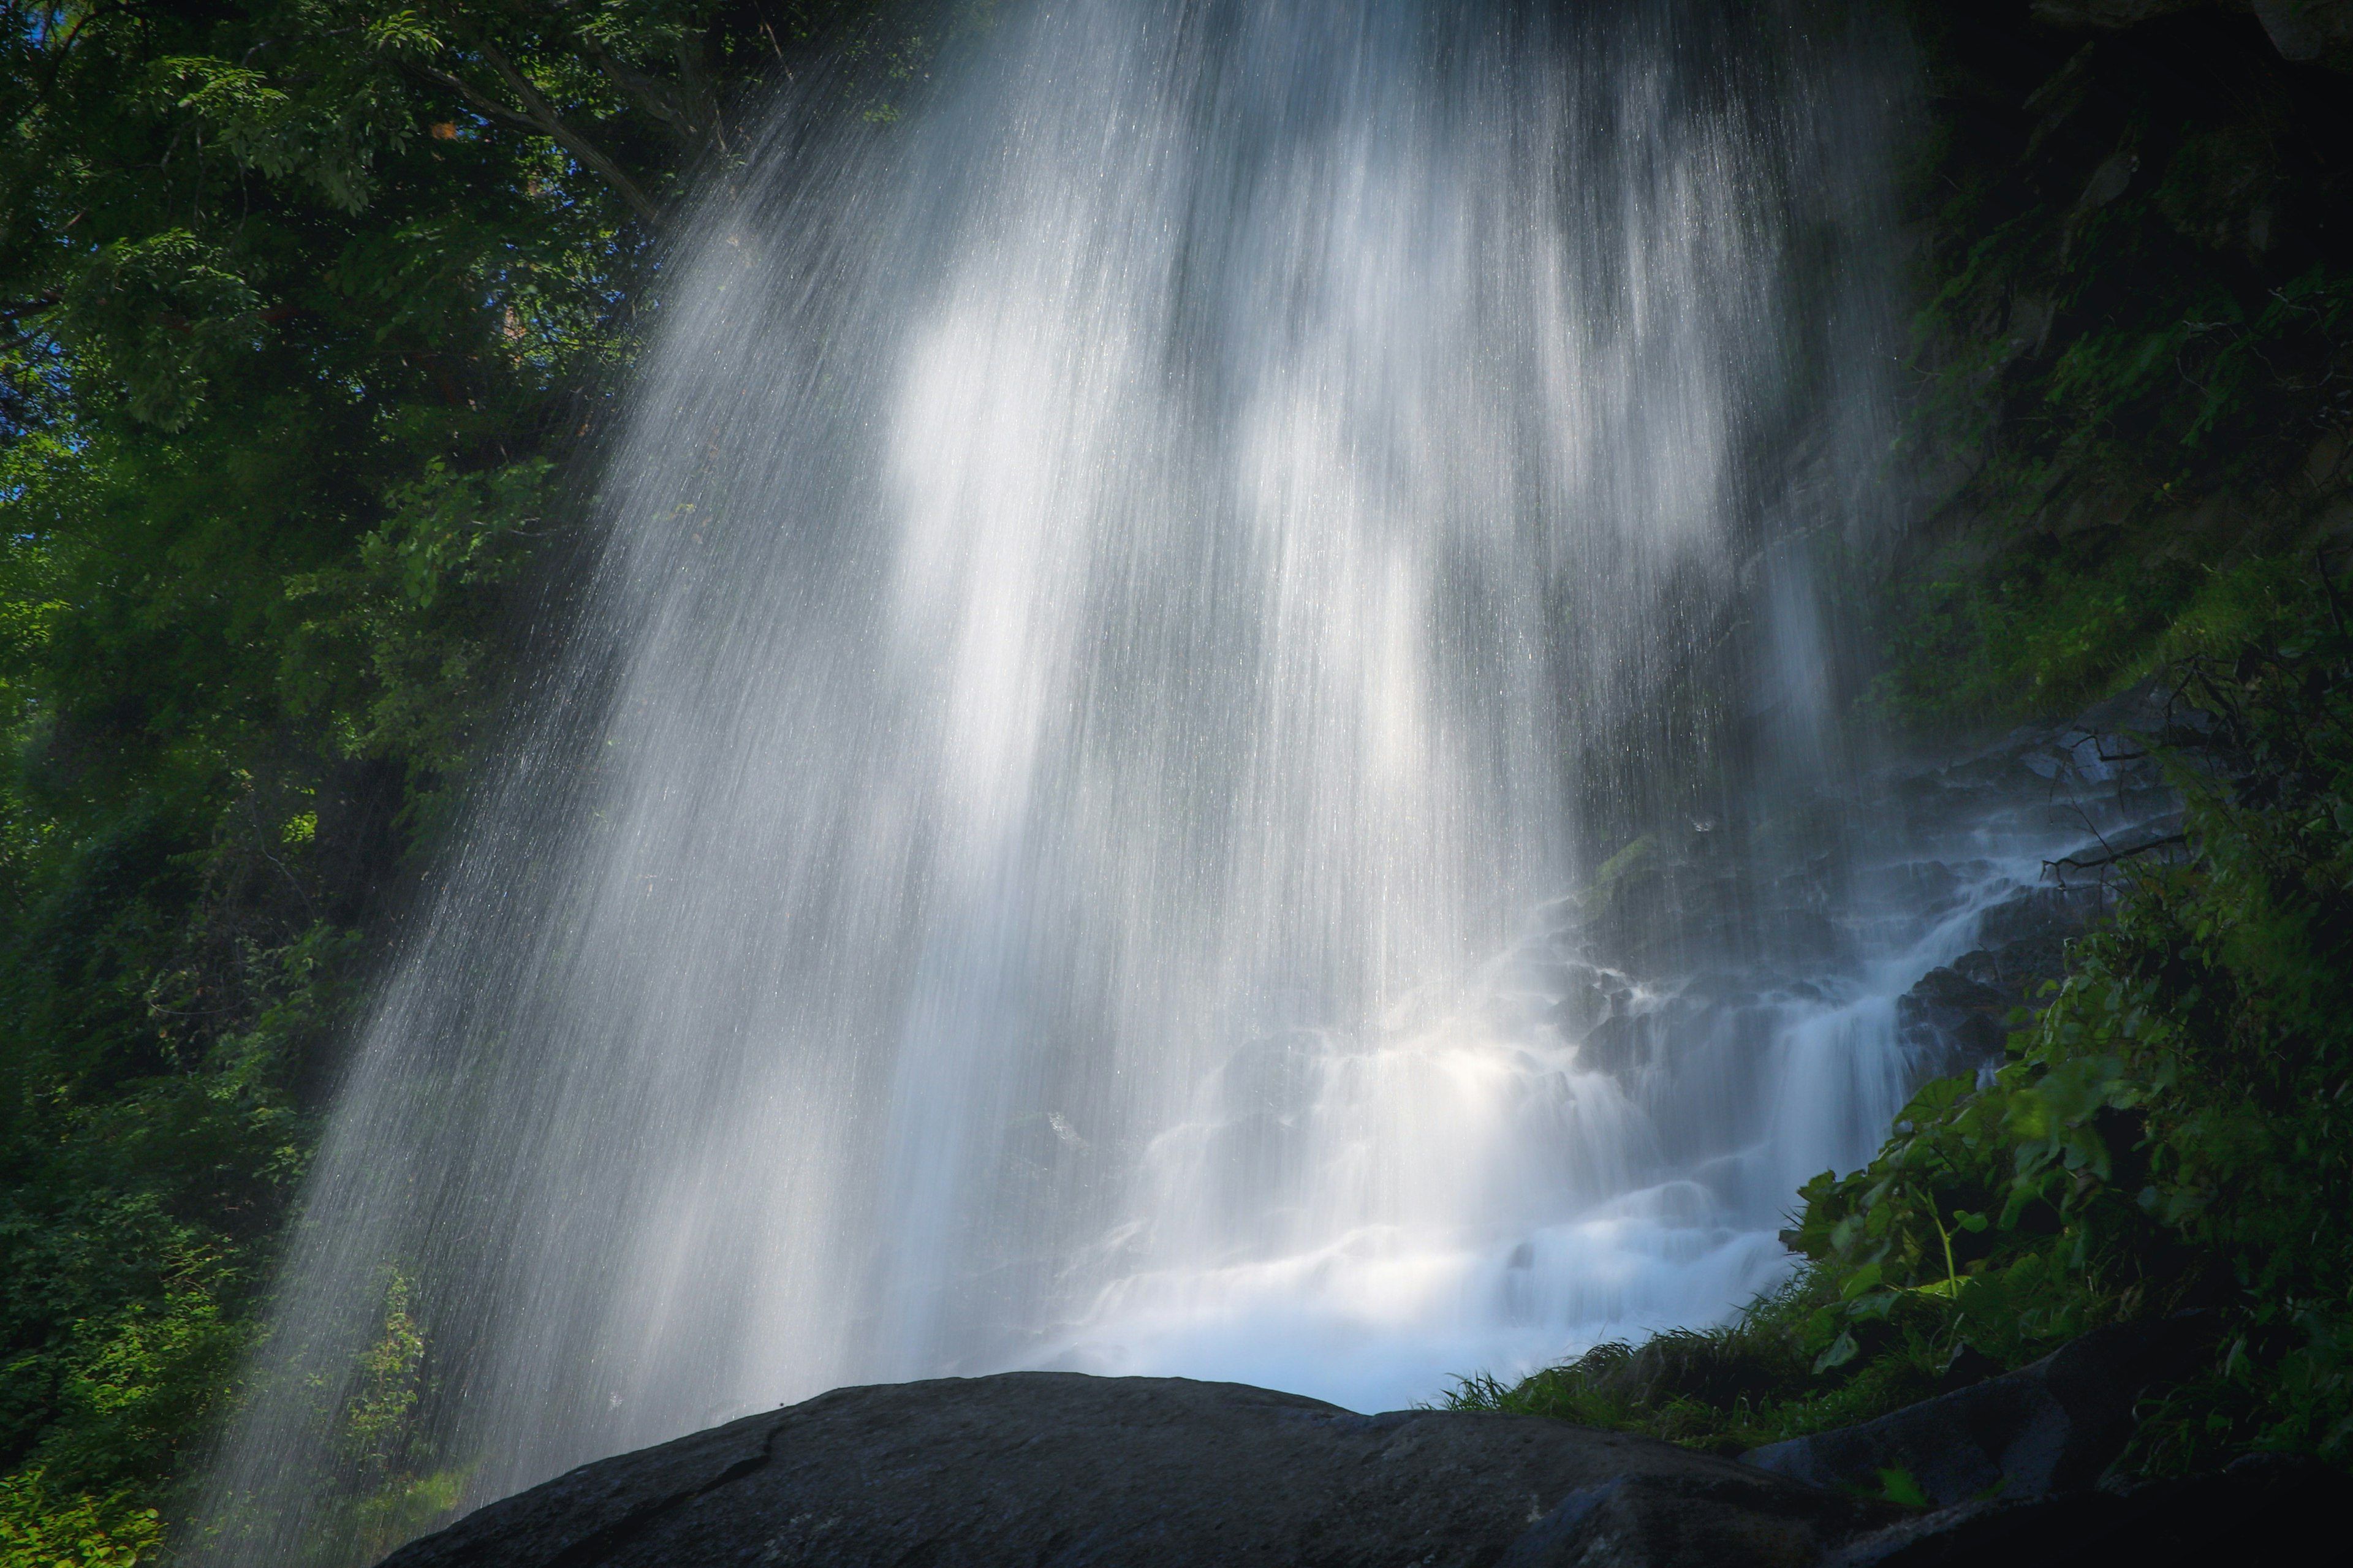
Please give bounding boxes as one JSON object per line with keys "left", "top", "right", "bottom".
{"left": 470, "top": 33, "right": 664, "bottom": 227}
{"left": 402, "top": 21, "right": 664, "bottom": 228}
{"left": 2045, "top": 833, "right": 2186, "bottom": 876}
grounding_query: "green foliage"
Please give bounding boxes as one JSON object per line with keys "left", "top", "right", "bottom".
{"left": 343, "top": 1274, "right": 426, "bottom": 1487}
{"left": 322, "top": 1272, "right": 469, "bottom": 1567}
{"left": 1460, "top": 588, "right": 2353, "bottom": 1480}
{"left": 1874, "top": 11, "right": 2353, "bottom": 728}
{"left": 0, "top": 1469, "right": 162, "bottom": 1568}
{"left": 0, "top": 0, "right": 938, "bottom": 1556}
{"left": 1868, "top": 549, "right": 2319, "bottom": 733}
{"left": 281, "top": 455, "right": 554, "bottom": 835}
{"left": 1442, "top": 1279, "right": 1906, "bottom": 1456}
{"left": 1810, "top": 587, "right": 2353, "bottom": 1469}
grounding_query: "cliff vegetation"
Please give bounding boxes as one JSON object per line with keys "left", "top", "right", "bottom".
{"left": 6, "top": 1, "right": 2352, "bottom": 1562}
{"left": 1456, "top": 0, "right": 2353, "bottom": 1493}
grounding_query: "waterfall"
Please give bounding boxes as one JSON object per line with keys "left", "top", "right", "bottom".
{"left": 199, "top": 2, "right": 1922, "bottom": 1559}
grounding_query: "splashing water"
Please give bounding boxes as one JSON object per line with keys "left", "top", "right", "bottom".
{"left": 195, "top": 2, "right": 1959, "bottom": 1559}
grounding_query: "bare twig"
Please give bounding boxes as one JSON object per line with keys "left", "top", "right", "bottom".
{"left": 2045, "top": 833, "right": 2185, "bottom": 876}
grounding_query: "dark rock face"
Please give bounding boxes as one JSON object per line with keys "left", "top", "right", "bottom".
{"left": 1824, "top": 1453, "right": 2335, "bottom": 1568}
{"left": 2033, "top": 0, "right": 2353, "bottom": 70}
{"left": 1894, "top": 964, "right": 2012, "bottom": 1077}
{"left": 374, "top": 1373, "right": 1887, "bottom": 1568}
{"left": 1893, "top": 882, "right": 2112, "bottom": 1078}
{"left": 1884, "top": 674, "right": 2206, "bottom": 1083}
{"left": 1740, "top": 1318, "right": 2212, "bottom": 1509}
{"left": 369, "top": 1341, "right": 2329, "bottom": 1568}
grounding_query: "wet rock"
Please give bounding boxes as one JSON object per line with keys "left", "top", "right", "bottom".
{"left": 1974, "top": 885, "right": 2098, "bottom": 950}
{"left": 375, "top": 1373, "right": 1888, "bottom": 1568}
{"left": 1877, "top": 862, "right": 1968, "bottom": 922}
{"left": 1575, "top": 1009, "right": 1665, "bottom": 1077}
{"left": 1896, "top": 966, "right": 2009, "bottom": 1076}
{"left": 1547, "top": 969, "right": 1619, "bottom": 1037}
{"left": 1971, "top": 878, "right": 2118, "bottom": 994}
{"left": 1931, "top": 1341, "right": 2004, "bottom": 1396}
{"left": 1740, "top": 1317, "right": 2213, "bottom": 1510}
{"left": 1893, "top": 881, "right": 2109, "bottom": 1075}
{"left": 1944, "top": 946, "right": 2037, "bottom": 998}
{"left": 1894, "top": 676, "right": 2199, "bottom": 829}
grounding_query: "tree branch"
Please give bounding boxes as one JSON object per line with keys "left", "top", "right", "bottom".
{"left": 411, "top": 61, "right": 544, "bottom": 135}
{"left": 468, "top": 32, "right": 664, "bottom": 227}
{"left": 401, "top": 20, "right": 665, "bottom": 227}
{"left": 574, "top": 32, "right": 700, "bottom": 146}
{"left": 2045, "top": 833, "right": 2186, "bottom": 876}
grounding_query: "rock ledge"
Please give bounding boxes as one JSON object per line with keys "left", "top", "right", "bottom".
{"left": 374, "top": 1371, "right": 1881, "bottom": 1568}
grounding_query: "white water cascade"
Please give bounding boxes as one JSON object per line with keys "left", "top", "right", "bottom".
{"left": 198, "top": 2, "right": 1957, "bottom": 1559}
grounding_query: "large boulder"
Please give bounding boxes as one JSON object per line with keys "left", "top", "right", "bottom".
{"left": 1822, "top": 1453, "right": 2335, "bottom": 1567}
{"left": 374, "top": 1372, "right": 1887, "bottom": 1568}
{"left": 1741, "top": 1318, "right": 2211, "bottom": 1509}
{"left": 1732, "top": 1320, "right": 2352, "bottom": 1566}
